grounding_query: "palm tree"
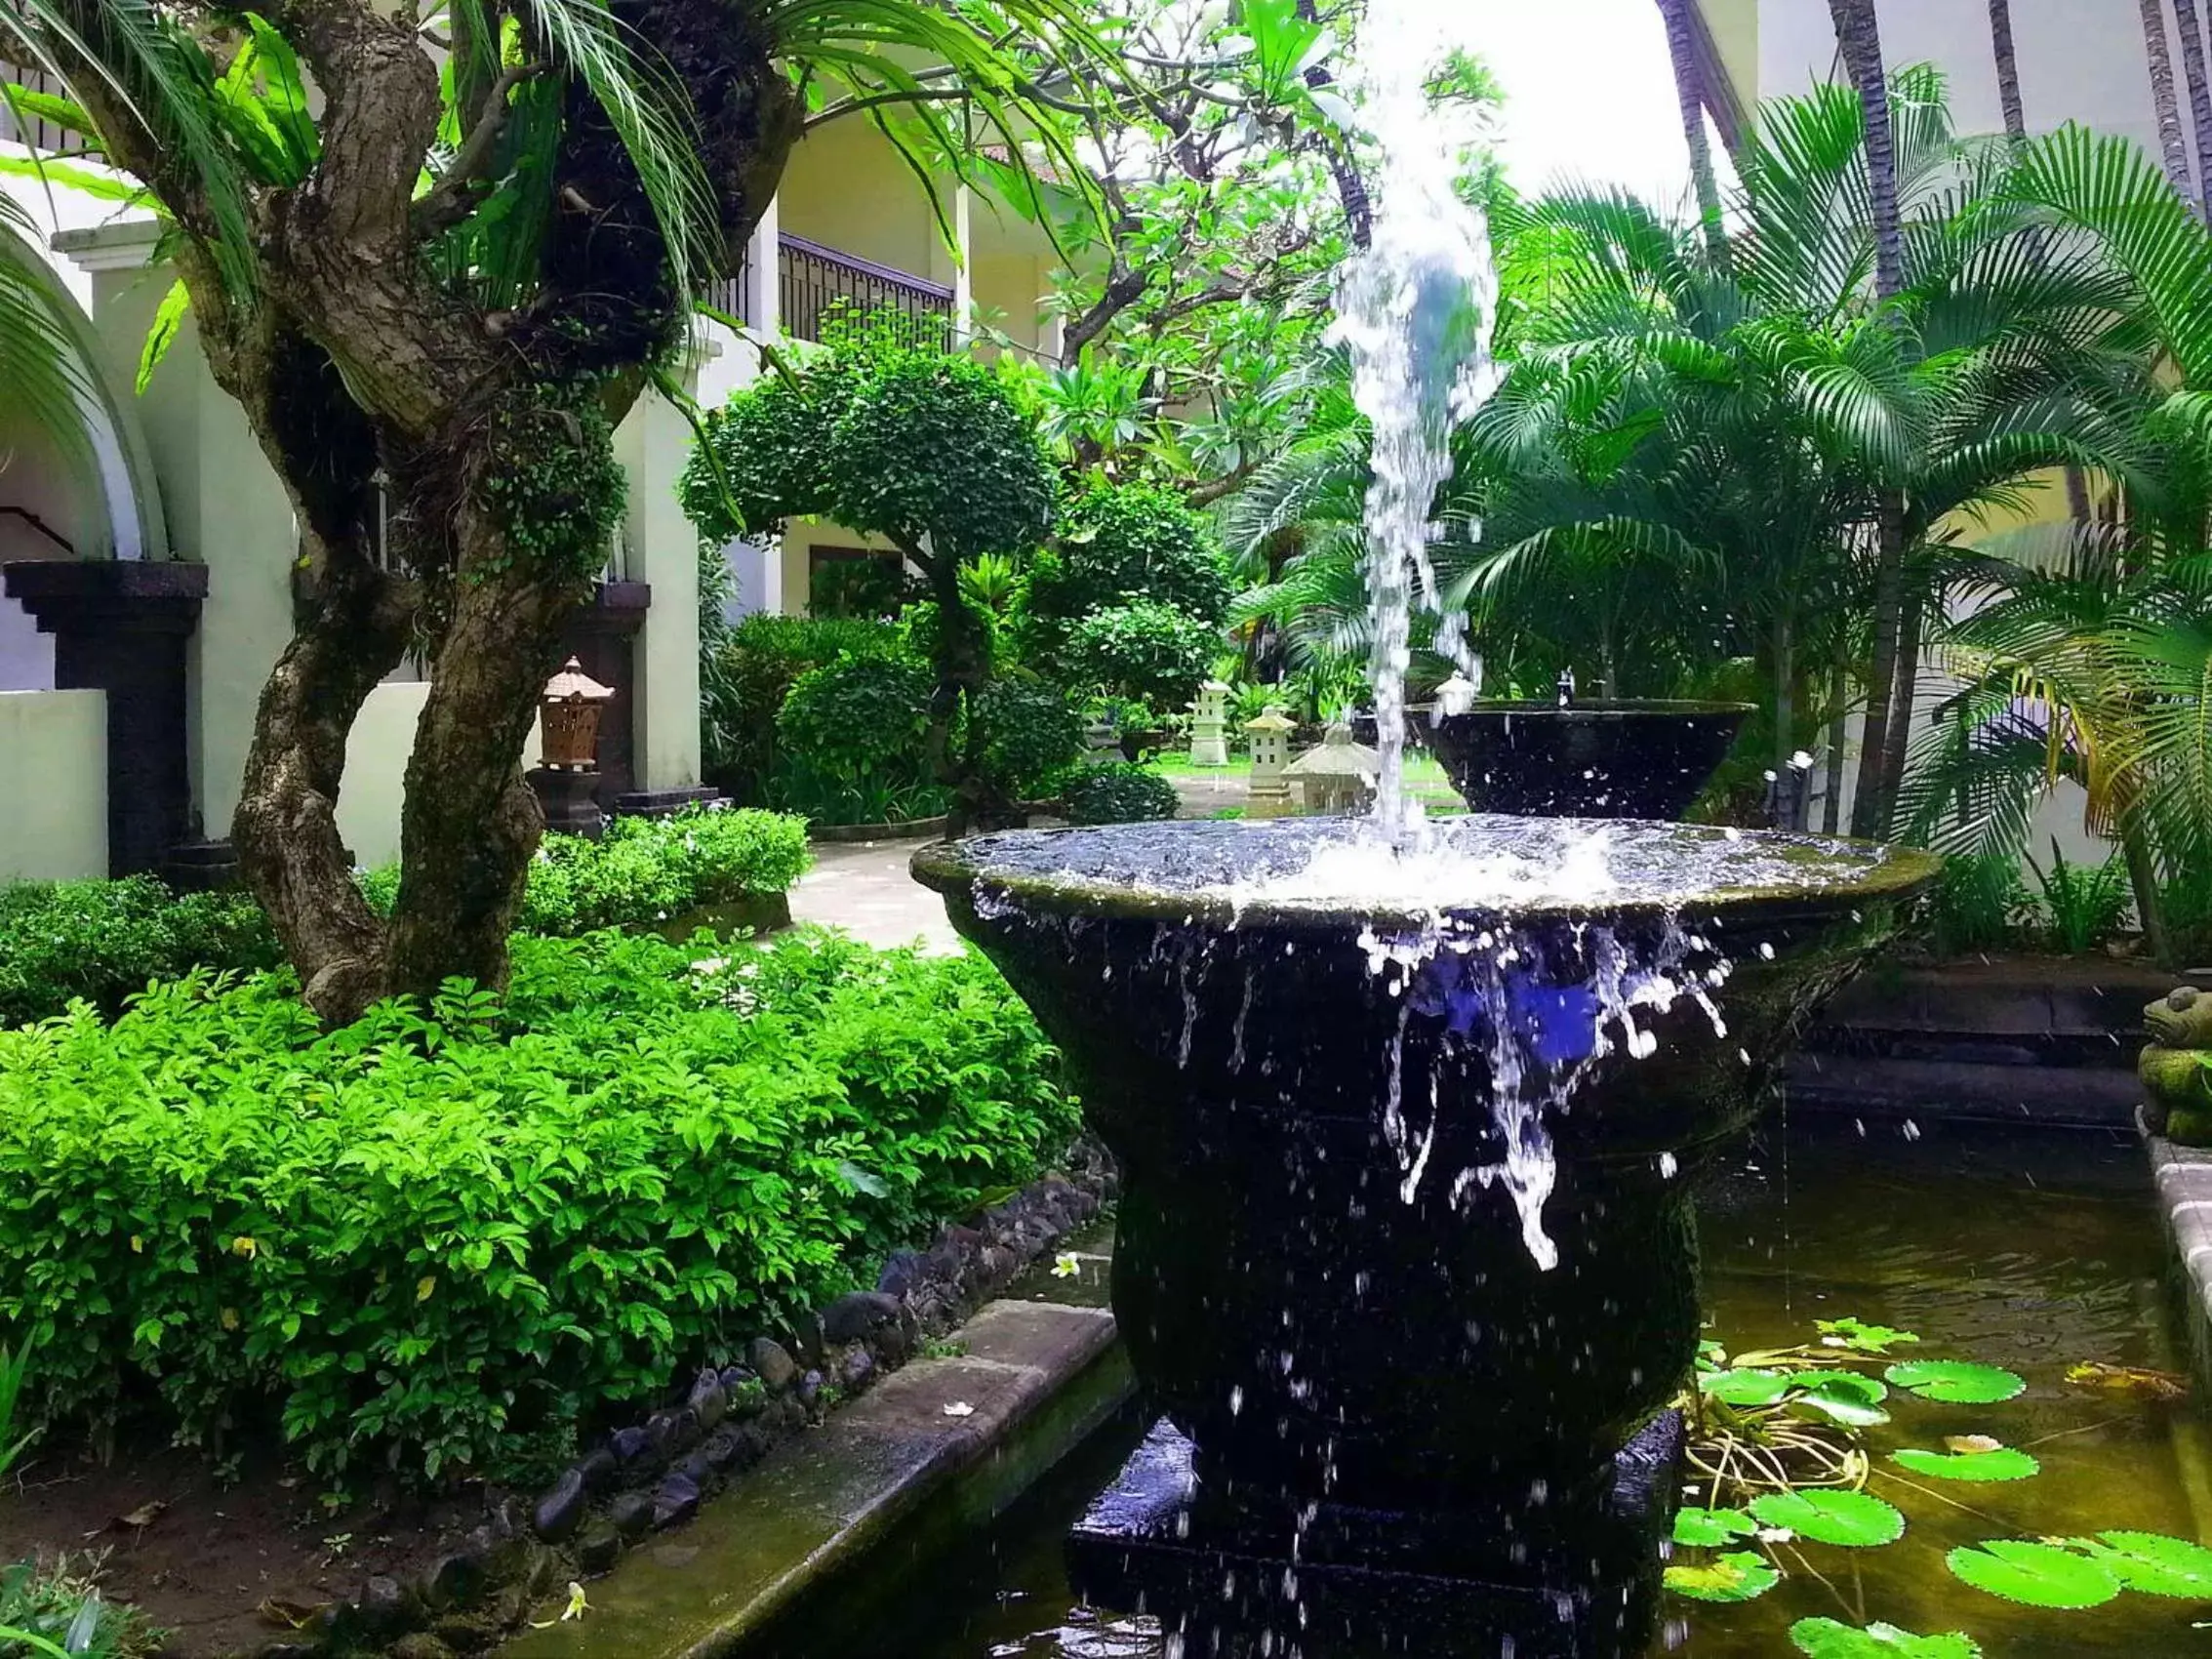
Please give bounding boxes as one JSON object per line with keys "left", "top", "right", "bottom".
{"left": 2141, "top": 0, "right": 2198, "bottom": 202}
{"left": 0, "top": 0, "right": 1111, "bottom": 1024}
{"left": 1657, "top": 0, "right": 1729, "bottom": 264}
{"left": 2177, "top": 0, "right": 2212, "bottom": 218}
{"left": 1990, "top": 0, "right": 2029, "bottom": 143}
{"left": 0, "top": 194, "right": 91, "bottom": 469}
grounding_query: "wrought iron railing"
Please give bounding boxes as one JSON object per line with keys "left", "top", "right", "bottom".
{"left": 0, "top": 63, "right": 77, "bottom": 152}
{"left": 780, "top": 233, "right": 954, "bottom": 345}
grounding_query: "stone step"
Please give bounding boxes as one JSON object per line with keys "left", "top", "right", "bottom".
{"left": 1783, "top": 1052, "right": 2144, "bottom": 1129}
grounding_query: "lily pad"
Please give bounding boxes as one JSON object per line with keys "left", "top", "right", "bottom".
{"left": 1816, "top": 1316, "right": 1920, "bottom": 1355}
{"left": 1790, "top": 1371, "right": 1892, "bottom": 1427}
{"left": 1665, "top": 1549, "right": 1780, "bottom": 1602}
{"left": 1789, "top": 1617, "right": 1981, "bottom": 1658}
{"left": 1892, "top": 1445, "right": 2040, "bottom": 1482}
{"left": 1749, "top": 1490, "right": 1906, "bottom": 1548}
{"left": 1673, "top": 1507, "right": 1757, "bottom": 1547}
{"left": 2073, "top": 1531, "right": 2212, "bottom": 1598}
{"left": 1884, "top": 1360, "right": 2026, "bottom": 1404}
{"left": 1701, "top": 1368, "right": 1790, "bottom": 1406}
{"left": 1947, "top": 1540, "right": 2120, "bottom": 1608}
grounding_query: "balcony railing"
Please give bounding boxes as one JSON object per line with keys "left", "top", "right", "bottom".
{"left": 0, "top": 64, "right": 78, "bottom": 151}
{"left": 704, "top": 232, "right": 954, "bottom": 347}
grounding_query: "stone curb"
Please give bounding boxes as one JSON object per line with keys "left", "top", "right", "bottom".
{"left": 2145, "top": 1113, "right": 2212, "bottom": 1381}
{"left": 251, "top": 1148, "right": 1116, "bottom": 1659}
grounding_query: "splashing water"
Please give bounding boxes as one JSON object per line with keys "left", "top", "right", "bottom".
{"left": 1332, "top": 0, "right": 1500, "bottom": 845}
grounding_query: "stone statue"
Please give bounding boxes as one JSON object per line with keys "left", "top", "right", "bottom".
{"left": 2141, "top": 986, "right": 2212, "bottom": 1144}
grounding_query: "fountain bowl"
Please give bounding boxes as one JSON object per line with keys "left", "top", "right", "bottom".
{"left": 915, "top": 816, "right": 1934, "bottom": 1519}
{"left": 1423, "top": 699, "right": 1755, "bottom": 819}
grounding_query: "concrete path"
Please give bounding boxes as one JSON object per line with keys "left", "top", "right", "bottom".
{"left": 786, "top": 838, "right": 961, "bottom": 953}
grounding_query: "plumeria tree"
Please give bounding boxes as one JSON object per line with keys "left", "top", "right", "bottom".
{"left": 1, "top": 0, "right": 1107, "bottom": 1022}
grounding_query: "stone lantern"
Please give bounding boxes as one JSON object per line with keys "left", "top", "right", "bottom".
{"left": 1189, "top": 680, "right": 1232, "bottom": 768}
{"left": 531, "top": 657, "right": 617, "bottom": 838}
{"left": 1244, "top": 707, "right": 1296, "bottom": 820}
{"left": 1284, "top": 721, "right": 1381, "bottom": 816}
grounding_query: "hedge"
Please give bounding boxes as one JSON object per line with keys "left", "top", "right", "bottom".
{"left": 0, "top": 808, "right": 809, "bottom": 1028}
{"left": 0, "top": 929, "right": 1072, "bottom": 1487}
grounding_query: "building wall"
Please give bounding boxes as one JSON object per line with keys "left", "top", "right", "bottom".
{"left": 0, "top": 688, "right": 104, "bottom": 879}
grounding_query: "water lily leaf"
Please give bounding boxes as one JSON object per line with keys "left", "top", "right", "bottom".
{"left": 1893, "top": 1445, "right": 2040, "bottom": 1482}
{"left": 1665, "top": 1549, "right": 1780, "bottom": 1602}
{"left": 1947, "top": 1540, "right": 2120, "bottom": 1607}
{"left": 1817, "top": 1316, "right": 1920, "bottom": 1355}
{"left": 1701, "top": 1368, "right": 1790, "bottom": 1405}
{"left": 1749, "top": 1490, "right": 1905, "bottom": 1548}
{"left": 2073, "top": 1531, "right": 2212, "bottom": 1598}
{"left": 1789, "top": 1617, "right": 1981, "bottom": 1657}
{"left": 1790, "top": 1371, "right": 1892, "bottom": 1426}
{"left": 1884, "top": 1360, "right": 2026, "bottom": 1404}
{"left": 1674, "top": 1507, "right": 1757, "bottom": 1547}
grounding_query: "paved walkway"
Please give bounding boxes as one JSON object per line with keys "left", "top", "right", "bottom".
{"left": 787, "top": 838, "right": 962, "bottom": 952}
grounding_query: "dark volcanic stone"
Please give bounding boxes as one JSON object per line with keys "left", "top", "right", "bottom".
{"left": 653, "top": 1471, "right": 702, "bottom": 1529}
{"left": 748, "top": 1337, "right": 798, "bottom": 1391}
{"left": 875, "top": 1248, "right": 926, "bottom": 1297}
{"left": 424, "top": 1550, "right": 485, "bottom": 1610}
{"left": 821, "top": 1290, "right": 901, "bottom": 1343}
{"left": 358, "top": 1574, "right": 411, "bottom": 1636}
{"left": 574, "top": 1446, "right": 619, "bottom": 1493}
{"left": 675, "top": 1449, "right": 713, "bottom": 1486}
{"left": 607, "top": 1490, "right": 654, "bottom": 1539}
{"left": 608, "top": 1425, "right": 652, "bottom": 1466}
{"left": 795, "top": 1368, "right": 824, "bottom": 1408}
{"left": 786, "top": 1309, "right": 826, "bottom": 1365}
{"left": 701, "top": 1425, "right": 745, "bottom": 1473}
{"left": 576, "top": 1521, "right": 623, "bottom": 1575}
{"left": 840, "top": 1348, "right": 876, "bottom": 1392}
{"left": 531, "top": 1468, "right": 588, "bottom": 1543}
{"left": 688, "top": 1368, "right": 729, "bottom": 1429}
{"left": 719, "top": 1362, "right": 756, "bottom": 1392}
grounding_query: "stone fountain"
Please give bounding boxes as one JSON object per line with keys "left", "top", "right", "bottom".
{"left": 914, "top": 816, "right": 1936, "bottom": 1655}
{"left": 1424, "top": 699, "right": 1757, "bottom": 821}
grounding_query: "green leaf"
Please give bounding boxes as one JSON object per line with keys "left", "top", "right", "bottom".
{"left": 1790, "top": 1370, "right": 1893, "bottom": 1426}
{"left": 1673, "top": 1506, "right": 1757, "bottom": 1547}
{"left": 1749, "top": 1489, "right": 1907, "bottom": 1548}
{"left": 1665, "top": 1550, "right": 1780, "bottom": 1603}
{"left": 1884, "top": 1360, "right": 2026, "bottom": 1404}
{"left": 1701, "top": 1368, "right": 1790, "bottom": 1405}
{"left": 137, "top": 277, "right": 189, "bottom": 395}
{"left": 2073, "top": 1530, "right": 2212, "bottom": 1598}
{"left": 1789, "top": 1617, "right": 1982, "bottom": 1658}
{"left": 1946, "top": 1540, "right": 2121, "bottom": 1608}
{"left": 1816, "top": 1316, "right": 1920, "bottom": 1354}
{"left": 1892, "top": 1445, "right": 2040, "bottom": 1482}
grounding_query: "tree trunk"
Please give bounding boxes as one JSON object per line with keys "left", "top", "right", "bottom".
{"left": 1850, "top": 501, "right": 1908, "bottom": 838}
{"left": 1823, "top": 656, "right": 1849, "bottom": 835}
{"left": 2143, "top": 0, "right": 2198, "bottom": 201}
{"left": 920, "top": 548, "right": 1001, "bottom": 835}
{"left": 1661, "top": 0, "right": 1730, "bottom": 265}
{"left": 2121, "top": 813, "right": 2174, "bottom": 964}
{"left": 1827, "top": 0, "right": 1905, "bottom": 303}
{"left": 1873, "top": 582, "right": 1924, "bottom": 838}
{"left": 1990, "top": 0, "right": 2029, "bottom": 142}
{"left": 2176, "top": 0, "right": 2212, "bottom": 218}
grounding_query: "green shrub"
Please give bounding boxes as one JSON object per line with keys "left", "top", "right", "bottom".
{"left": 0, "top": 878, "right": 280, "bottom": 1028}
{"left": 774, "top": 655, "right": 944, "bottom": 824}
{"left": 359, "top": 808, "right": 810, "bottom": 935}
{"left": 0, "top": 1558, "right": 161, "bottom": 1659}
{"left": 1920, "top": 852, "right": 2036, "bottom": 957}
{"left": 1060, "top": 762, "right": 1182, "bottom": 825}
{"left": 0, "top": 929, "right": 1073, "bottom": 1487}
{"left": 973, "top": 675, "right": 1087, "bottom": 801}
{"left": 1023, "top": 482, "right": 1231, "bottom": 643}
{"left": 2027, "top": 843, "right": 2134, "bottom": 954}
{"left": 701, "top": 613, "right": 906, "bottom": 802}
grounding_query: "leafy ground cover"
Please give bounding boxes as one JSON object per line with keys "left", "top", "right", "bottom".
{"left": 0, "top": 928, "right": 1072, "bottom": 1489}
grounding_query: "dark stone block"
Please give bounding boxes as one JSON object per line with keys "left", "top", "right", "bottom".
{"left": 688, "top": 1369, "right": 729, "bottom": 1430}
{"left": 423, "top": 1549, "right": 485, "bottom": 1611}
{"left": 840, "top": 1348, "right": 876, "bottom": 1392}
{"left": 609, "top": 1425, "right": 652, "bottom": 1466}
{"left": 718, "top": 1363, "right": 755, "bottom": 1392}
{"left": 531, "top": 1468, "right": 587, "bottom": 1543}
{"left": 652, "top": 1471, "right": 701, "bottom": 1530}
{"left": 574, "top": 1446, "right": 619, "bottom": 1493}
{"left": 795, "top": 1368, "right": 823, "bottom": 1408}
{"left": 575, "top": 1521, "right": 623, "bottom": 1576}
{"left": 674, "top": 1450, "right": 713, "bottom": 1487}
{"left": 820, "top": 1290, "right": 901, "bottom": 1343}
{"left": 701, "top": 1426, "right": 745, "bottom": 1473}
{"left": 747, "top": 1337, "right": 798, "bottom": 1391}
{"left": 875, "top": 1249, "right": 926, "bottom": 1297}
{"left": 607, "top": 1491, "right": 654, "bottom": 1539}
{"left": 357, "top": 1574, "right": 412, "bottom": 1636}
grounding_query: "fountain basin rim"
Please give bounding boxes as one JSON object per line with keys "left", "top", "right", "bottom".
{"left": 911, "top": 820, "right": 1941, "bottom": 934}
{"left": 1428, "top": 699, "right": 1759, "bottom": 721}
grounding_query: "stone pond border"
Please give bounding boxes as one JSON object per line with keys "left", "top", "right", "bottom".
{"left": 245, "top": 1146, "right": 1115, "bottom": 1659}
{"left": 2147, "top": 1117, "right": 2212, "bottom": 1383}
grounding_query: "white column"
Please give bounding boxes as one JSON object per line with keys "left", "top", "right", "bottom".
{"left": 952, "top": 182, "right": 975, "bottom": 344}
{"left": 619, "top": 387, "right": 703, "bottom": 791}
{"left": 746, "top": 194, "right": 781, "bottom": 342}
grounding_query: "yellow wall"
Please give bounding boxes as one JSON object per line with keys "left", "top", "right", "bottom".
{"left": 778, "top": 120, "right": 944, "bottom": 282}
{"left": 1699, "top": 0, "right": 1761, "bottom": 112}
{"left": 335, "top": 682, "right": 428, "bottom": 870}
{"left": 0, "top": 689, "right": 104, "bottom": 879}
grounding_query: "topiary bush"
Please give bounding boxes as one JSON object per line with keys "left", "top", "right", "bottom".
{"left": 1023, "top": 482, "right": 1233, "bottom": 642}
{"left": 1060, "top": 761, "right": 1182, "bottom": 825}
{"left": 701, "top": 613, "right": 907, "bottom": 803}
{"left": 774, "top": 654, "right": 944, "bottom": 824}
{"left": 0, "top": 878, "right": 280, "bottom": 1028}
{"left": 1066, "top": 598, "right": 1220, "bottom": 718}
{"left": 0, "top": 928, "right": 1074, "bottom": 1488}
{"left": 973, "top": 675, "right": 1087, "bottom": 802}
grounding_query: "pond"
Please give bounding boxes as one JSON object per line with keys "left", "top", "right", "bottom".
{"left": 782, "top": 1116, "right": 2208, "bottom": 1658}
